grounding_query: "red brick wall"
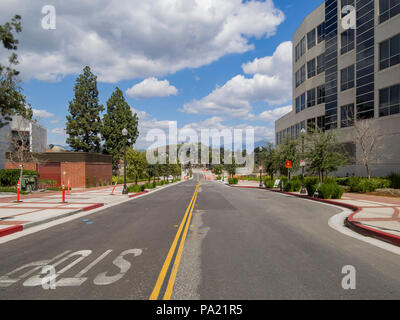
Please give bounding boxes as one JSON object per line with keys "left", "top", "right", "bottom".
{"left": 60, "top": 162, "right": 86, "bottom": 188}
{"left": 85, "top": 163, "right": 112, "bottom": 187}
{"left": 5, "top": 162, "right": 38, "bottom": 171}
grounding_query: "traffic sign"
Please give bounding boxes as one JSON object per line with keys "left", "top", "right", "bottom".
{"left": 300, "top": 160, "right": 306, "bottom": 167}
{"left": 285, "top": 160, "right": 292, "bottom": 169}
{"left": 259, "top": 166, "right": 263, "bottom": 171}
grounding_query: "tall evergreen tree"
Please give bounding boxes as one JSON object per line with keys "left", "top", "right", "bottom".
{"left": 101, "top": 87, "right": 139, "bottom": 172}
{"left": 0, "top": 15, "right": 32, "bottom": 128}
{"left": 66, "top": 66, "right": 104, "bottom": 152}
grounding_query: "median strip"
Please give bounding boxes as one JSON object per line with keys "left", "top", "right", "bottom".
{"left": 149, "top": 181, "right": 200, "bottom": 300}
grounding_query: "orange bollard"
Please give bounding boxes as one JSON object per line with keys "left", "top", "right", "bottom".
{"left": 61, "top": 181, "right": 66, "bottom": 203}
{"left": 67, "top": 179, "right": 70, "bottom": 194}
{"left": 16, "top": 180, "right": 22, "bottom": 203}
{"left": 111, "top": 180, "right": 118, "bottom": 195}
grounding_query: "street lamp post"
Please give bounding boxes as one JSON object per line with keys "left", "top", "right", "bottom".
{"left": 259, "top": 147, "right": 263, "bottom": 188}
{"left": 122, "top": 128, "right": 128, "bottom": 195}
{"left": 300, "top": 128, "right": 307, "bottom": 194}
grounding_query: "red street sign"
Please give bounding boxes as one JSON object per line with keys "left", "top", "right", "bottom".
{"left": 259, "top": 166, "right": 263, "bottom": 171}
{"left": 300, "top": 160, "right": 306, "bottom": 167}
{"left": 285, "top": 160, "right": 292, "bottom": 169}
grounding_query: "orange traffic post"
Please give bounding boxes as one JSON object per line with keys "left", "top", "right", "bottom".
{"left": 15, "top": 180, "right": 22, "bottom": 203}
{"left": 67, "top": 179, "right": 70, "bottom": 194}
{"left": 111, "top": 180, "right": 118, "bottom": 195}
{"left": 61, "top": 181, "right": 66, "bottom": 203}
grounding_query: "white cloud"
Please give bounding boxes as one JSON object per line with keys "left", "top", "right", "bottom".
{"left": 258, "top": 105, "right": 292, "bottom": 122}
{"left": 180, "top": 41, "right": 293, "bottom": 118}
{"left": 0, "top": 0, "right": 285, "bottom": 83}
{"left": 126, "top": 78, "right": 178, "bottom": 99}
{"left": 32, "top": 108, "right": 54, "bottom": 119}
{"left": 50, "top": 127, "right": 66, "bottom": 135}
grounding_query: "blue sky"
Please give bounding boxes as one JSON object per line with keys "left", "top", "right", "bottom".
{"left": 1, "top": 0, "right": 324, "bottom": 148}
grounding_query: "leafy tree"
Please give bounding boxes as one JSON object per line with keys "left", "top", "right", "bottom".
{"left": 101, "top": 87, "right": 139, "bottom": 172}
{"left": 66, "top": 66, "right": 104, "bottom": 153}
{"left": 0, "top": 15, "right": 32, "bottom": 128}
{"left": 213, "top": 164, "right": 223, "bottom": 175}
{"left": 276, "top": 138, "right": 299, "bottom": 177}
{"left": 224, "top": 155, "right": 237, "bottom": 177}
{"left": 127, "top": 149, "right": 146, "bottom": 184}
{"left": 304, "top": 128, "right": 347, "bottom": 182}
{"left": 263, "top": 142, "right": 279, "bottom": 180}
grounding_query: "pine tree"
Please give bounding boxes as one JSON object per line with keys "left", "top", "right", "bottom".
{"left": 101, "top": 87, "right": 139, "bottom": 172}
{"left": 66, "top": 66, "right": 104, "bottom": 152}
{"left": 0, "top": 15, "right": 32, "bottom": 128}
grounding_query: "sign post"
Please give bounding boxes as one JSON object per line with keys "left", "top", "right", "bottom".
{"left": 285, "top": 160, "right": 292, "bottom": 181}
{"left": 259, "top": 165, "right": 263, "bottom": 188}
{"left": 300, "top": 160, "right": 307, "bottom": 194}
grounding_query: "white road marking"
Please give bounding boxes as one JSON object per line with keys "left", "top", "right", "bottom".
{"left": 93, "top": 249, "right": 142, "bottom": 285}
{"left": 0, "top": 251, "right": 70, "bottom": 288}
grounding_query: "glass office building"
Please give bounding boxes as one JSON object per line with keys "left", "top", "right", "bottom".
{"left": 275, "top": 0, "right": 400, "bottom": 176}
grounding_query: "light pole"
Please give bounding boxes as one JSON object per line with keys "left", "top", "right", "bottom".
{"left": 122, "top": 128, "right": 128, "bottom": 195}
{"left": 258, "top": 147, "right": 263, "bottom": 187}
{"left": 300, "top": 128, "right": 307, "bottom": 194}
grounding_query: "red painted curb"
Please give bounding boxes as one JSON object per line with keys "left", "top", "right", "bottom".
{"left": 0, "top": 225, "right": 23, "bottom": 237}
{"left": 233, "top": 185, "right": 400, "bottom": 247}
{"left": 82, "top": 203, "right": 104, "bottom": 211}
{"left": 128, "top": 191, "right": 148, "bottom": 198}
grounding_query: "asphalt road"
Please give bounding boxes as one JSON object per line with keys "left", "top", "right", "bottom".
{"left": 0, "top": 174, "right": 400, "bottom": 300}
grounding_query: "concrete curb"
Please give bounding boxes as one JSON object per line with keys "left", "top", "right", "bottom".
{"left": 231, "top": 185, "right": 400, "bottom": 247}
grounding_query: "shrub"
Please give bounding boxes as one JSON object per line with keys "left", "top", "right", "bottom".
{"left": 0, "top": 169, "right": 39, "bottom": 187}
{"left": 216, "top": 176, "right": 221, "bottom": 180}
{"left": 264, "top": 179, "right": 274, "bottom": 188}
{"left": 387, "top": 173, "right": 400, "bottom": 189}
{"left": 332, "top": 184, "right": 345, "bottom": 199}
{"left": 228, "top": 177, "right": 238, "bottom": 185}
{"left": 304, "top": 177, "right": 319, "bottom": 197}
{"left": 140, "top": 184, "right": 146, "bottom": 192}
{"left": 283, "top": 179, "right": 302, "bottom": 192}
{"left": 349, "top": 177, "right": 391, "bottom": 193}
{"left": 127, "top": 184, "right": 141, "bottom": 193}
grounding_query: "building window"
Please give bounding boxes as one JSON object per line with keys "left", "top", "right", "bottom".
{"left": 341, "top": 0, "right": 355, "bottom": 17}
{"left": 307, "top": 118, "right": 316, "bottom": 132}
{"left": 340, "top": 65, "right": 355, "bottom": 91}
{"left": 317, "top": 116, "right": 325, "bottom": 130}
{"left": 341, "top": 29, "right": 354, "bottom": 55}
{"left": 300, "top": 93, "right": 306, "bottom": 111}
{"left": 307, "top": 88, "right": 316, "bottom": 108}
{"left": 379, "top": 84, "right": 400, "bottom": 117}
{"left": 379, "top": 0, "right": 400, "bottom": 24}
{"left": 341, "top": 103, "right": 355, "bottom": 128}
{"left": 317, "top": 85, "right": 326, "bottom": 104}
{"left": 307, "top": 29, "right": 316, "bottom": 50}
{"left": 307, "top": 58, "right": 316, "bottom": 79}
{"left": 296, "top": 96, "right": 300, "bottom": 113}
{"left": 317, "top": 22, "right": 325, "bottom": 43}
{"left": 379, "top": 34, "right": 400, "bottom": 70}
{"left": 317, "top": 54, "right": 325, "bottom": 74}
{"left": 296, "top": 37, "right": 306, "bottom": 62}
{"left": 296, "top": 65, "right": 306, "bottom": 87}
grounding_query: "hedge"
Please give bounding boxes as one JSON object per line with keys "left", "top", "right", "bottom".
{"left": 0, "top": 169, "right": 39, "bottom": 187}
{"left": 228, "top": 177, "right": 238, "bottom": 185}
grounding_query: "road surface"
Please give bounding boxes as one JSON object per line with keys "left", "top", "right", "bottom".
{"left": 0, "top": 174, "right": 399, "bottom": 300}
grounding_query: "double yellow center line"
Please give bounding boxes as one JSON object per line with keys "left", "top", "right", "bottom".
{"left": 149, "top": 179, "right": 200, "bottom": 300}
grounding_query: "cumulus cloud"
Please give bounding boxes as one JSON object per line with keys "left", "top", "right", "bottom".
{"left": 258, "top": 105, "right": 292, "bottom": 122}
{"left": 0, "top": 0, "right": 284, "bottom": 83}
{"left": 180, "top": 41, "right": 293, "bottom": 118}
{"left": 50, "top": 127, "right": 66, "bottom": 135}
{"left": 32, "top": 108, "right": 54, "bottom": 119}
{"left": 126, "top": 78, "right": 178, "bottom": 99}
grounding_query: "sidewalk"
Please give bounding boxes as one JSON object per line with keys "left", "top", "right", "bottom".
{"left": 0, "top": 181, "right": 180, "bottom": 238}
{"left": 229, "top": 180, "right": 400, "bottom": 246}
